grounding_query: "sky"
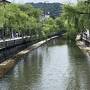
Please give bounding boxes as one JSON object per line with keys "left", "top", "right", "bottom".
{"left": 9, "top": 0, "right": 77, "bottom": 4}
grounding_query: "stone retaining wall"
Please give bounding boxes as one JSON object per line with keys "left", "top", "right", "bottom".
{"left": 0, "top": 60, "right": 16, "bottom": 78}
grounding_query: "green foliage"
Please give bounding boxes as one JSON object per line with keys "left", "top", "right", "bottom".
{"left": 0, "top": 5, "right": 4, "bottom": 28}
{"left": 61, "top": 1, "right": 90, "bottom": 41}
{"left": 19, "top": 4, "right": 42, "bottom": 20}
{"left": 55, "top": 17, "right": 65, "bottom": 32}
{"left": 30, "top": 3, "right": 63, "bottom": 18}
{"left": 42, "top": 18, "right": 59, "bottom": 38}
{"left": 0, "top": 3, "right": 64, "bottom": 40}
{"left": 0, "top": 3, "right": 42, "bottom": 38}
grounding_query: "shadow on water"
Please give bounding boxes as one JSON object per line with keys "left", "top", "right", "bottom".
{"left": 66, "top": 45, "right": 90, "bottom": 90}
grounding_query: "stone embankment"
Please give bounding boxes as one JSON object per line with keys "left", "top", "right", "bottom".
{"left": 76, "top": 41, "right": 90, "bottom": 56}
{"left": 76, "top": 35, "right": 90, "bottom": 56}
{"left": 0, "top": 36, "right": 58, "bottom": 78}
{"left": 0, "top": 60, "right": 16, "bottom": 78}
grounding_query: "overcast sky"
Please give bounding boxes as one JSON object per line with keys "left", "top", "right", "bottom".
{"left": 9, "top": 0, "right": 77, "bottom": 4}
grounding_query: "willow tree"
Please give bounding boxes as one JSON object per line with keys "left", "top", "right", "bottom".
{"left": 61, "top": 0, "right": 90, "bottom": 41}
{"left": 77, "top": 1, "right": 90, "bottom": 35}
{"left": 61, "top": 4, "right": 80, "bottom": 41}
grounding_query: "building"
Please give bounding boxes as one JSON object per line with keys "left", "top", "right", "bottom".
{"left": 44, "top": 12, "right": 50, "bottom": 19}
{"left": 40, "top": 12, "right": 50, "bottom": 21}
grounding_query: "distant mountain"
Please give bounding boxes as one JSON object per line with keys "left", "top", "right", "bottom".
{"left": 26, "top": 3, "right": 63, "bottom": 18}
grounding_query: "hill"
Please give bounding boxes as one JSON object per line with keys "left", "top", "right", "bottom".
{"left": 26, "top": 3, "right": 63, "bottom": 18}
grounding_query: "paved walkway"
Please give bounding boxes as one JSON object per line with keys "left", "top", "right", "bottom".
{"left": 0, "top": 36, "right": 30, "bottom": 43}
{"left": 0, "top": 36, "right": 30, "bottom": 50}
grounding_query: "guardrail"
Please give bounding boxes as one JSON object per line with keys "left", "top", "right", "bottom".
{"left": 0, "top": 36, "right": 31, "bottom": 50}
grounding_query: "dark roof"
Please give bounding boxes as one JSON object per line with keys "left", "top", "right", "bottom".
{"left": 0, "top": 0, "right": 11, "bottom": 3}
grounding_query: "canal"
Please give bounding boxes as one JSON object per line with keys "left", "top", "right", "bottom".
{"left": 0, "top": 37, "right": 90, "bottom": 90}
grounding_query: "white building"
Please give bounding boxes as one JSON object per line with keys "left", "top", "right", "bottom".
{"left": 40, "top": 12, "right": 50, "bottom": 21}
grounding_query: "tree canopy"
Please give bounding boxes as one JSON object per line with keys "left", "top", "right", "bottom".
{"left": 61, "top": 0, "right": 90, "bottom": 41}
{"left": 0, "top": 3, "right": 64, "bottom": 40}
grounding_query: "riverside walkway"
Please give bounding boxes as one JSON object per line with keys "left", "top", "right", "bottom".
{"left": 0, "top": 36, "right": 30, "bottom": 43}
{"left": 0, "top": 36, "right": 30, "bottom": 50}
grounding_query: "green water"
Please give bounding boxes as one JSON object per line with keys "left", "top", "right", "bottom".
{"left": 0, "top": 38, "right": 90, "bottom": 90}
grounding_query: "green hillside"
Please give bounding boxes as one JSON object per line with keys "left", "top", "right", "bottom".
{"left": 26, "top": 3, "right": 63, "bottom": 18}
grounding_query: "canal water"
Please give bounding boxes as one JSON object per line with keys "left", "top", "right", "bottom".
{"left": 0, "top": 38, "right": 90, "bottom": 90}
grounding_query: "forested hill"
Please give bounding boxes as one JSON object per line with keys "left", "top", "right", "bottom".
{"left": 26, "top": 3, "right": 63, "bottom": 18}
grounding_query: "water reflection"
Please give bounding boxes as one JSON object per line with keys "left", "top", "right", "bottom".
{"left": 0, "top": 38, "right": 90, "bottom": 90}
{"left": 67, "top": 45, "right": 90, "bottom": 90}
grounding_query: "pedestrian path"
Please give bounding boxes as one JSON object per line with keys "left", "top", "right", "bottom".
{"left": 0, "top": 36, "right": 30, "bottom": 43}
{"left": 0, "top": 36, "right": 30, "bottom": 50}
